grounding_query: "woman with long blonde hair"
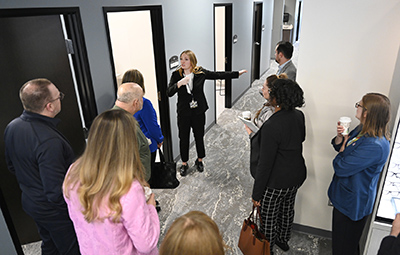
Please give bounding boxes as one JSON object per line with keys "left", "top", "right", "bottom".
{"left": 167, "top": 50, "right": 247, "bottom": 176}
{"left": 63, "top": 109, "right": 160, "bottom": 255}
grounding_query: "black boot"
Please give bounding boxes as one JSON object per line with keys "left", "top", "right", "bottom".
{"left": 155, "top": 200, "right": 161, "bottom": 213}
{"left": 195, "top": 159, "right": 204, "bottom": 172}
{"left": 275, "top": 240, "right": 289, "bottom": 251}
{"left": 180, "top": 164, "right": 189, "bottom": 176}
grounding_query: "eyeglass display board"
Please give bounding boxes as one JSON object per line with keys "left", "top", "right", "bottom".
{"left": 376, "top": 104, "right": 400, "bottom": 222}
{"left": 363, "top": 103, "right": 400, "bottom": 255}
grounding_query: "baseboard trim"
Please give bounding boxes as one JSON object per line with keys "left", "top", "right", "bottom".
{"left": 292, "top": 223, "right": 332, "bottom": 239}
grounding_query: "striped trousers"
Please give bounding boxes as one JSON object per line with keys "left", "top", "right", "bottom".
{"left": 259, "top": 185, "right": 299, "bottom": 253}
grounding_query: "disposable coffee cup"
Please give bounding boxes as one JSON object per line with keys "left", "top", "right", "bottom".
{"left": 242, "top": 111, "right": 251, "bottom": 120}
{"left": 144, "top": 186, "right": 152, "bottom": 201}
{"left": 339, "top": 117, "right": 351, "bottom": 135}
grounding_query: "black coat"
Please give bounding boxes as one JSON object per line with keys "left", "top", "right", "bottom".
{"left": 250, "top": 109, "right": 307, "bottom": 201}
{"left": 167, "top": 67, "right": 239, "bottom": 117}
{"left": 4, "top": 110, "right": 75, "bottom": 218}
{"left": 378, "top": 234, "right": 400, "bottom": 255}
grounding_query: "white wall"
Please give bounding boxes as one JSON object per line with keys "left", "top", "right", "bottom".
{"left": 107, "top": 10, "right": 160, "bottom": 118}
{"left": 260, "top": 0, "right": 274, "bottom": 76}
{"left": 271, "top": 0, "right": 284, "bottom": 57}
{"left": 295, "top": 0, "right": 400, "bottom": 231}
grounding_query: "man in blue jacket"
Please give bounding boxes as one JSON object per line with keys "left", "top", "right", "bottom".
{"left": 4, "top": 78, "right": 80, "bottom": 254}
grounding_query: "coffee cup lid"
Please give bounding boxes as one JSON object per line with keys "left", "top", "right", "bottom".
{"left": 339, "top": 116, "right": 351, "bottom": 123}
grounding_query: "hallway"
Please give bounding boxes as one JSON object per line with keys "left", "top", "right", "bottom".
{"left": 151, "top": 61, "right": 332, "bottom": 254}
{"left": 23, "top": 44, "right": 332, "bottom": 255}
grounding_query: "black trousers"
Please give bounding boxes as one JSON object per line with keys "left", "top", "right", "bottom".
{"left": 177, "top": 113, "right": 206, "bottom": 163}
{"left": 332, "top": 207, "right": 369, "bottom": 255}
{"left": 148, "top": 151, "right": 157, "bottom": 185}
{"left": 33, "top": 211, "right": 80, "bottom": 255}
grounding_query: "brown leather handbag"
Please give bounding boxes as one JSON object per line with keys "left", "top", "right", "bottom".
{"left": 238, "top": 205, "right": 270, "bottom": 255}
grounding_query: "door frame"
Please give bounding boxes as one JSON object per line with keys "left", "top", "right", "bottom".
{"left": 213, "top": 4, "right": 233, "bottom": 112}
{"left": 251, "top": 2, "right": 263, "bottom": 83}
{"left": 0, "top": 7, "right": 96, "bottom": 253}
{"left": 103, "top": 6, "right": 172, "bottom": 162}
{"left": 0, "top": 8, "right": 97, "bottom": 128}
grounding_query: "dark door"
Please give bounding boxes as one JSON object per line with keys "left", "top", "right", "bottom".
{"left": 214, "top": 4, "right": 233, "bottom": 119}
{"left": 221, "top": 5, "right": 233, "bottom": 108}
{"left": 0, "top": 14, "right": 90, "bottom": 245}
{"left": 224, "top": 5, "right": 233, "bottom": 108}
{"left": 251, "top": 2, "right": 263, "bottom": 82}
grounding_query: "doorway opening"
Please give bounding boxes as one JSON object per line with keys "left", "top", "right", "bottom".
{"left": 103, "top": 6, "right": 172, "bottom": 162}
{"left": 251, "top": 2, "right": 263, "bottom": 83}
{"left": 293, "top": 0, "right": 304, "bottom": 43}
{"left": 214, "top": 4, "right": 233, "bottom": 120}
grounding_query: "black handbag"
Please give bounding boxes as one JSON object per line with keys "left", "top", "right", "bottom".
{"left": 149, "top": 149, "right": 180, "bottom": 189}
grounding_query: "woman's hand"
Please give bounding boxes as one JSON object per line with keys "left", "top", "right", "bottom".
{"left": 336, "top": 121, "right": 345, "bottom": 137}
{"left": 157, "top": 142, "right": 163, "bottom": 149}
{"left": 334, "top": 121, "right": 345, "bottom": 145}
{"left": 147, "top": 193, "right": 156, "bottom": 207}
{"left": 177, "top": 76, "right": 190, "bottom": 88}
{"left": 239, "top": 70, "right": 248, "bottom": 76}
{"left": 244, "top": 125, "right": 253, "bottom": 135}
{"left": 390, "top": 213, "right": 400, "bottom": 237}
{"left": 339, "top": 135, "right": 349, "bottom": 152}
{"left": 252, "top": 198, "right": 261, "bottom": 207}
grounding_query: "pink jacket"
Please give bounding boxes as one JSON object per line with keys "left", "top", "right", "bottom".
{"left": 64, "top": 178, "right": 160, "bottom": 255}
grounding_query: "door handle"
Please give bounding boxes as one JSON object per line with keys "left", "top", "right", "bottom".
{"left": 255, "top": 42, "right": 260, "bottom": 46}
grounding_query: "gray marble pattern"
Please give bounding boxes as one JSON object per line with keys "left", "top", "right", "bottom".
{"left": 152, "top": 64, "right": 331, "bottom": 255}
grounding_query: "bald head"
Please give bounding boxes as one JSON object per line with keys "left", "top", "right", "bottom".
{"left": 117, "top": 83, "right": 143, "bottom": 103}
{"left": 115, "top": 82, "right": 144, "bottom": 114}
{"left": 20, "top": 78, "right": 53, "bottom": 113}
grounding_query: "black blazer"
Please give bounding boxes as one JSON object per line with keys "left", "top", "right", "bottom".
{"left": 167, "top": 67, "right": 239, "bottom": 117}
{"left": 250, "top": 109, "right": 307, "bottom": 201}
{"left": 378, "top": 234, "right": 400, "bottom": 255}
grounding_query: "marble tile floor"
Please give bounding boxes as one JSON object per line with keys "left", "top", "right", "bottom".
{"left": 151, "top": 68, "right": 331, "bottom": 255}
{"left": 22, "top": 42, "right": 332, "bottom": 255}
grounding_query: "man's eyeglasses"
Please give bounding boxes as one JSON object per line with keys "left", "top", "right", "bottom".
{"left": 50, "top": 92, "right": 65, "bottom": 102}
{"left": 45, "top": 92, "right": 65, "bottom": 108}
{"left": 355, "top": 102, "right": 367, "bottom": 110}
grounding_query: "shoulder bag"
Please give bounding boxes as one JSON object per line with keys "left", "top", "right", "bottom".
{"left": 238, "top": 205, "right": 270, "bottom": 255}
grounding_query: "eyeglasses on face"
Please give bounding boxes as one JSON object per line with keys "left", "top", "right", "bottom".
{"left": 355, "top": 102, "right": 367, "bottom": 110}
{"left": 45, "top": 92, "right": 65, "bottom": 108}
{"left": 50, "top": 92, "right": 65, "bottom": 102}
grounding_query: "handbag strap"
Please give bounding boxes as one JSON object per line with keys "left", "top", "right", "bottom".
{"left": 247, "top": 205, "right": 256, "bottom": 222}
{"left": 248, "top": 205, "right": 264, "bottom": 226}
{"left": 255, "top": 205, "right": 264, "bottom": 226}
{"left": 157, "top": 148, "right": 166, "bottom": 164}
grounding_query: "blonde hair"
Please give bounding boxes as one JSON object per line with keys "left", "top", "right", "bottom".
{"left": 63, "top": 109, "right": 146, "bottom": 223}
{"left": 159, "top": 211, "right": 227, "bottom": 255}
{"left": 177, "top": 50, "right": 203, "bottom": 76}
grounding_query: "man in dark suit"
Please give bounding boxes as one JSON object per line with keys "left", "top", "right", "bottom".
{"left": 4, "top": 78, "right": 80, "bottom": 254}
{"left": 275, "top": 41, "right": 297, "bottom": 81}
